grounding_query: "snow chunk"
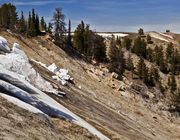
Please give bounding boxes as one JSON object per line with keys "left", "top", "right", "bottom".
{"left": 0, "top": 93, "right": 44, "bottom": 114}
{"left": 47, "top": 63, "right": 58, "bottom": 73}
{"left": 0, "top": 53, "right": 60, "bottom": 95}
{"left": 32, "top": 59, "right": 73, "bottom": 86}
{"left": 12, "top": 43, "right": 28, "bottom": 60}
{"left": 0, "top": 36, "right": 10, "bottom": 53}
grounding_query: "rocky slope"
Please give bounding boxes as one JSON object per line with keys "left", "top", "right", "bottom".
{"left": 0, "top": 30, "right": 180, "bottom": 140}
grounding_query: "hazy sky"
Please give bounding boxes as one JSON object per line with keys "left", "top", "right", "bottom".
{"left": 1, "top": 0, "right": 180, "bottom": 33}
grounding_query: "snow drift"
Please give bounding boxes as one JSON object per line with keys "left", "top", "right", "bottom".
{"left": 0, "top": 37, "right": 109, "bottom": 140}
{"left": 0, "top": 36, "right": 10, "bottom": 53}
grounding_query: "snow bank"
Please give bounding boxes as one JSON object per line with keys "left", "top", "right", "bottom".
{"left": 0, "top": 51, "right": 60, "bottom": 95}
{"left": 149, "top": 32, "right": 169, "bottom": 42}
{"left": 0, "top": 93, "right": 44, "bottom": 114}
{"left": 12, "top": 43, "right": 28, "bottom": 60}
{"left": 98, "top": 32, "right": 128, "bottom": 38}
{"left": 159, "top": 33, "right": 174, "bottom": 39}
{"left": 0, "top": 36, "right": 10, "bottom": 53}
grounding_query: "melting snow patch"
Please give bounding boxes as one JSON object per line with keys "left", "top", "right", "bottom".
{"left": 47, "top": 63, "right": 58, "bottom": 73}
{"left": 0, "top": 36, "right": 10, "bottom": 53}
{"left": 12, "top": 43, "right": 28, "bottom": 60}
{"left": 0, "top": 93, "right": 44, "bottom": 114}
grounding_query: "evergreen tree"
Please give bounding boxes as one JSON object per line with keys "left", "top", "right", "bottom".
{"left": 146, "top": 47, "right": 153, "bottom": 62}
{"left": 73, "top": 21, "right": 106, "bottom": 62}
{"left": 170, "top": 75, "right": 177, "bottom": 92}
{"left": 92, "top": 34, "right": 106, "bottom": 62}
{"left": 116, "top": 36, "right": 121, "bottom": 47}
{"left": 28, "top": 12, "right": 31, "bottom": 29}
{"left": 40, "top": 16, "right": 46, "bottom": 31}
{"left": 0, "top": 3, "right": 18, "bottom": 29}
{"left": 35, "top": 13, "right": 40, "bottom": 34}
{"left": 122, "top": 37, "right": 132, "bottom": 50}
{"left": 137, "top": 57, "right": 147, "bottom": 80}
{"left": 73, "top": 21, "right": 85, "bottom": 53}
{"left": 17, "top": 11, "right": 26, "bottom": 33}
{"left": 109, "top": 36, "right": 125, "bottom": 79}
{"left": 146, "top": 34, "right": 152, "bottom": 44}
{"left": 28, "top": 9, "right": 38, "bottom": 36}
{"left": 166, "top": 42, "right": 174, "bottom": 63}
{"left": 126, "top": 54, "right": 134, "bottom": 78}
{"left": 154, "top": 45, "right": 167, "bottom": 73}
{"left": 138, "top": 28, "right": 144, "bottom": 35}
{"left": 67, "top": 19, "right": 72, "bottom": 47}
{"left": 132, "top": 37, "right": 147, "bottom": 58}
{"left": 52, "top": 8, "right": 66, "bottom": 47}
{"left": 47, "top": 22, "right": 53, "bottom": 34}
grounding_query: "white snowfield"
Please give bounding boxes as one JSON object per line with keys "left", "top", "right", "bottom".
{"left": 159, "top": 32, "right": 174, "bottom": 39}
{"left": 148, "top": 32, "right": 174, "bottom": 42}
{"left": 0, "top": 38, "right": 110, "bottom": 140}
{"left": 97, "top": 32, "right": 129, "bottom": 38}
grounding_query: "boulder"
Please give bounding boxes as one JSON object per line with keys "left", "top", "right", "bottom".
{"left": 111, "top": 72, "right": 118, "bottom": 79}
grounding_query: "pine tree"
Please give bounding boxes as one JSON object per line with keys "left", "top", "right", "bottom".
{"left": 40, "top": 16, "right": 46, "bottom": 31}
{"left": 166, "top": 42, "right": 174, "bottom": 63}
{"left": 28, "top": 12, "right": 31, "bottom": 29}
{"left": 35, "top": 13, "right": 40, "bottom": 34}
{"left": 146, "top": 34, "right": 152, "bottom": 44}
{"left": 47, "top": 22, "right": 53, "bottom": 34}
{"left": 122, "top": 37, "right": 132, "bottom": 50}
{"left": 0, "top": 3, "right": 18, "bottom": 29}
{"left": 170, "top": 75, "right": 177, "bottom": 92}
{"left": 18, "top": 11, "right": 26, "bottom": 33}
{"left": 73, "top": 21, "right": 85, "bottom": 53}
{"left": 138, "top": 28, "right": 144, "bottom": 35}
{"left": 126, "top": 54, "right": 134, "bottom": 78}
{"left": 137, "top": 57, "right": 146, "bottom": 80}
{"left": 109, "top": 36, "right": 125, "bottom": 79}
{"left": 154, "top": 45, "right": 167, "bottom": 73}
{"left": 52, "top": 8, "right": 66, "bottom": 47}
{"left": 66, "top": 19, "right": 72, "bottom": 47}
{"left": 147, "top": 47, "right": 153, "bottom": 62}
{"left": 132, "top": 37, "right": 147, "bottom": 58}
{"left": 28, "top": 9, "right": 38, "bottom": 36}
{"left": 92, "top": 34, "right": 106, "bottom": 62}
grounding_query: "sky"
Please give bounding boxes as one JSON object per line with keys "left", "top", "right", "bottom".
{"left": 1, "top": 0, "right": 180, "bottom": 33}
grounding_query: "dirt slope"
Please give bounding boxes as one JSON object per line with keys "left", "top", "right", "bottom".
{"left": 0, "top": 31, "right": 180, "bottom": 140}
{"left": 0, "top": 94, "right": 99, "bottom": 140}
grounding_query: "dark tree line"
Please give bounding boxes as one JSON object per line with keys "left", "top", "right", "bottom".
{"left": 0, "top": 3, "right": 48, "bottom": 36}
{"left": 0, "top": 3, "right": 18, "bottom": 30}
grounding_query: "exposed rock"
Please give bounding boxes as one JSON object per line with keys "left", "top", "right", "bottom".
{"left": 111, "top": 72, "right": 119, "bottom": 79}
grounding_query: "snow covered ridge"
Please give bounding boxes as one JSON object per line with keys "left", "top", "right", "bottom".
{"left": 31, "top": 60, "right": 73, "bottom": 86}
{"left": 0, "top": 37, "right": 110, "bottom": 140}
